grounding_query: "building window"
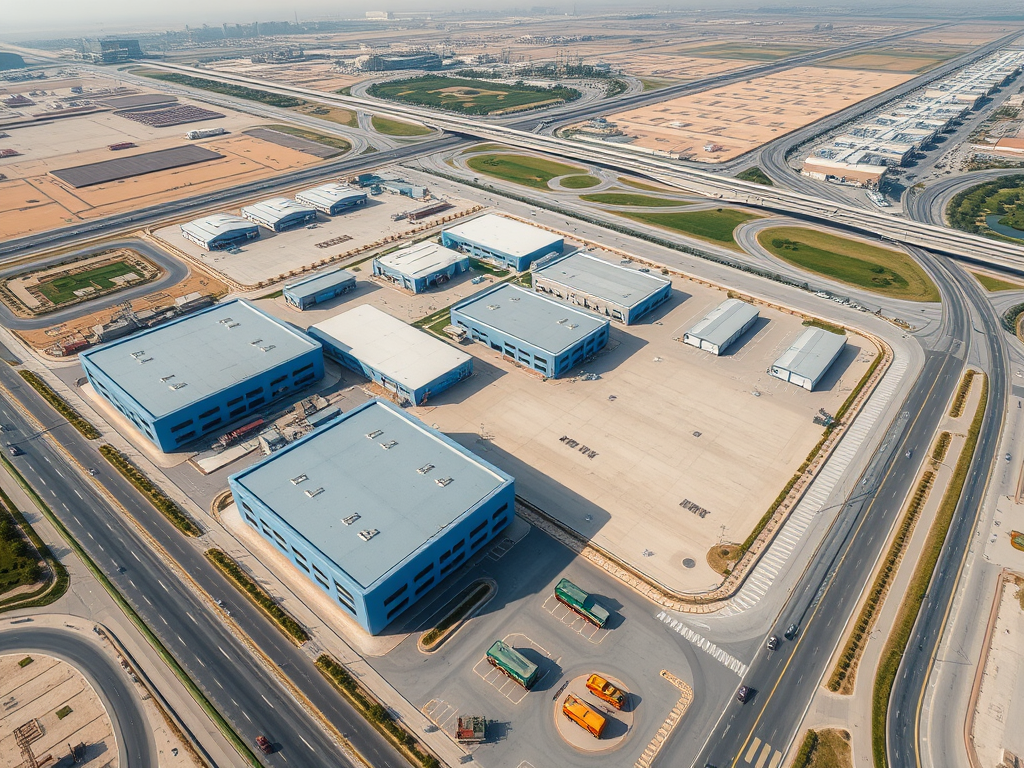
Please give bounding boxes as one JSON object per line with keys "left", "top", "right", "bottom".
{"left": 440, "top": 551, "right": 465, "bottom": 576}
{"left": 452, "top": 539, "right": 465, "bottom": 553}
{"left": 229, "top": 406, "right": 247, "bottom": 418}
{"left": 201, "top": 418, "right": 222, "bottom": 431}
{"left": 226, "top": 395, "right": 244, "bottom": 407}
{"left": 469, "top": 520, "right": 487, "bottom": 538}
{"left": 492, "top": 516, "right": 508, "bottom": 530}
{"left": 273, "top": 532, "right": 287, "bottom": 549}
{"left": 492, "top": 503, "right": 508, "bottom": 520}
{"left": 246, "top": 387, "right": 264, "bottom": 398}
{"left": 334, "top": 580, "right": 354, "bottom": 603}
{"left": 198, "top": 406, "right": 219, "bottom": 419}
{"left": 174, "top": 431, "right": 196, "bottom": 444}
{"left": 294, "top": 374, "right": 315, "bottom": 387}
{"left": 291, "top": 547, "right": 307, "bottom": 562}
{"left": 244, "top": 512, "right": 258, "bottom": 526}
{"left": 439, "top": 549, "right": 452, "bottom": 563}
{"left": 386, "top": 597, "right": 409, "bottom": 620}
{"left": 249, "top": 397, "right": 265, "bottom": 408}
{"left": 415, "top": 577, "right": 435, "bottom": 596}
{"left": 270, "top": 374, "right": 288, "bottom": 387}
{"left": 170, "top": 419, "right": 194, "bottom": 433}
{"left": 414, "top": 564, "right": 433, "bottom": 581}
{"left": 292, "top": 363, "right": 314, "bottom": 377}
{"left": 471, "top": 533, "right": 487, "bottom": 550}
{"left": 314, "top": 572, "right": 329, "bottom": 589}
{"left": 384, "top": 583, "right": 408, "bottom": 606}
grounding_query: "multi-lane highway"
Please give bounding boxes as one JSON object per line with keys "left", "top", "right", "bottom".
{"left": 0, "top": 627, "right": 154, "bottom": 767}
{"left": 0, "top": 356, "right": 405, "bottom": 768}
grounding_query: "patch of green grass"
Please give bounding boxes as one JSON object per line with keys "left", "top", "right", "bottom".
{"left": 37, "top": 261, "right": 141, "bottom": 305}
{"left": 639, "top": 77, "right": 672, "bottom": 91}
{"left": 370, "top": 115, "right": 432, "bottom": 137}
{"left": 206, "top": 549, "right": 308, "bottom": 644}
{"left": 368, "top": 74, "right": 580, "bottom": 115}
{"left": 948, "top": 175, "right": 1024, "bottom": 237}
{"left": 580, "top": 192, "right": 690, "bottom": 207}
{"left": 467, "top": 153, "right": 584, "bottom": 190}
{"left": 618, "top": 177, "right": 669, "bottom": 192}
{"left": 99, "top": 446, "right": 201, "bottom": 537}
{"left": 793, "top": 730, "right": 819, "bottom": 768}
{"left": 335, "top": 86, "right": 351, "bottom": 96}
{"left": 736, "top": 166, "right": 775, "bottom": 186}
{"left": 469, "top": 257, "right": 509, "bottom": 277}
{"left": 136, "top": 70, "right": 304, "bottom": 108}
{"left": 803, "top": 318, "right": 846, "bottom": 336}
{"left": 0, "top": 507, "right": 41, "bottom": 595}
{"left": 56, "top": 705, "right": 72, "bottom": 719}
{"left": 256, "top": 289, "right": 284, "bottom": 300}
{"left": 809, "top": 729, "right": 852, "bottom": 768}
{"left": 950, "top": 369, "right": 975, "bottom": 418}
{"left": 872, "top": 375, "right": 987, "bottom": 768}
{"left": 559, "top": 174, "right": 600, "bottom": 189}
{"left": 758, "top": 227, "right": 940, "bottom": 302}
{"left": 260, "top": 124, "right": 350, "bottom": 155}
{"left": 18, "top": 370, "right": 100, "bottom": 439}
{"left": 618, "top": 208, "right": 759, "bottom": 250}
{"left": 291, "top": 103, "right": 357, "bottom": 127}
{"left": 972, "top": 271, "right": 1024, "bottom": 292}
{"left": 421, "top": 581, "right": 490, "bottom": 648}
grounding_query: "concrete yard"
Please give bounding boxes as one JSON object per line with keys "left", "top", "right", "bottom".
{"left": 409, "top": 270, "right": 873, "bottom": 593}
{"left": 156, "top": 189, "right": 478, "bottom": 287}
{"left": 0, "top": 653, "right": 115, "bottom": 768}
{"left": 592, "top": 66, "right": 910, "bottom": 163}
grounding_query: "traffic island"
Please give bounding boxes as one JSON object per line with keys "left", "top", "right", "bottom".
{"left": 418, "top": 578, "right": 496, "bottom": 653}
{"left": 553, "top": 673, "right": 635, "bottom": 753}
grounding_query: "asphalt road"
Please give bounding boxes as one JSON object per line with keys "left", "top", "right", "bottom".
{"left": 903, "top": 169, "right": 1023, "bottom": 232}
{"left": 0, "top": 626, "right": 153, "bottom": 767}
{"left": 689, "top": 246, "right": 971, "bottom": 768}
{"left": 0, "top": 239, "right": 187, "bottom": 330}
{"left": 0, "top": 360, "right": 405, "bottom": 768}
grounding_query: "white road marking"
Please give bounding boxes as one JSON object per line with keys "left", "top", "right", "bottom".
{"left": 74, "top": 490, "right": 83, "bottom": 499}
{"left": 300, "top": 736, "right": 314, "bottom": 752}
{"left": 132, "top": 551, "right": 141, "bottom": 562}
{"left": 158, "top": 579, "right": 169, "bottom": 592}
{"left": 656, "top": 612, "right": 748, "bottom": 676}
{"left": 219, "top": 646, "right": 231, "bottom": 660}
{"left": 261, "top": 694, "right": 274, "bottom": 709}
{"left": 187, "top": 612, "right": 198, "bottom": 625}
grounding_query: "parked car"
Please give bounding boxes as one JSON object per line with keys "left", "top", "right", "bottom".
{"left": 736, "top": 685, "right": 754, "bottom": 703}
{"left": 255, "top": 735, "right": 273, "bottom": 754}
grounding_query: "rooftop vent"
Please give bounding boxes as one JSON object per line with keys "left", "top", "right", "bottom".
{"left": 487, "top": 304, "right": 500, "bottom": 310}
{"left": 381, "top": 440, "right": 398, "bottom": 450}
{"left": 160, "top": 375, "right": 175, "bottom": 382}
{"left": 567, "top": 324, "right": 578, "bottom": 330}
{"left": 304, "top": 487, "right": 324, "bottom": 498}
{"left": 129, "top": 350, "right": 145, "bottom": 359}
{"left": 139, "top": 357, "right": 153, "bottom": 364}
{"left": 366, "top": 429, "right": 383, "bottom": 439}
{"left": 435, "top": 477, "right": 453, "bottom": 488}
{"left": 417, "top": 463, "right": 435, "bottom": 475}
{"left": 358, "top": 529, "right": 379, "bottom": 542}
{"left": 259, "top": 345, "right": 276, "bottom": 353}
{"left": 342, "top": 513, "right": 361, "bottom": 526}
{"left": 169, "top": 382, "right": 187, "bottom": 390}
{"left": 557, "top": 318, "right": 568, "bottom": 324}
{"left": 250, "top": 339, "right": 263, "bottom": 346}
{"left": 510, "top": 296, "right": 520, "bottom": 301}
{"left": 290, "top": 474, "right": 308, "bottom": 485}
{"left": 226, "top": 322, "right": 240, "bottom": 329}
{"left": 218, "top": 318, "right": 233, "bottom": 325}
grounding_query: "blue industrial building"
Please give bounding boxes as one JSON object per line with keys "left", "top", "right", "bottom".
{"left": 372, "top": 241, "right": 469, "bottom": 294}
{"left": 228, "top": 399, "right": 514, "bottom": 634}
{"left": 450, "top": 283, "right": 610, "bottom": 378}
{"left": 442, "top": 213, "right": 563, "bottom": 272}
{"left": 240, "top": 197, "right": 317, "bottom": 232}
{"left": 180, "top": 214, "right": 260, "bottom": 251}
{"left": 532, "top": 251, "right": 672, "bottom": 324}
{"left": 308, "top": 305, "right": 473, "bottom": 406}
{"left": 80, "top": 299, "right": 324, "bottom": 452}
{"left": 283, "top": 268, "right": 357, "bottom": 310}
{"left": 295, "top": 183, "right": 367, "bottom": 215}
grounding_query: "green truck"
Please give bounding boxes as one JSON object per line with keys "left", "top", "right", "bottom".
{"left": 486, "top": 641, "right": 539, "bottom": 689}
{"left": 555, "top": 578, "right": 610, "bottom": 628}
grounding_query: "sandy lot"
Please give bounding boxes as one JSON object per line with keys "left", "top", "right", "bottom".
{"left": 0, "top": 653, "right": 115, "bottom": 768}
{"left": 824, "top": 47, "right": 965, "bottom": 73}
{"left": 204, "top": 57, "right": 366, "bottom": 94}
{"left": 907, "top": 24, "right": 1022, "bottom": 46}
{"left": 593, "top": 66, "right": 910, "bottom": 162}
{"left": 595, "top": 54, "right": 750, "bottom": 81}
{"left": 155, "top": 190, "right": 479, "bottom": 288}
{"left": 401, "top": 265, "right": 872, "bottom": 593}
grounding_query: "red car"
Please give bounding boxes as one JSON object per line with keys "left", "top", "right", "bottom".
{"left": 256, "top": 735, "right": 273, "bottom": 754}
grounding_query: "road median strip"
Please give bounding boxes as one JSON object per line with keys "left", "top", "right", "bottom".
{"left": 205, "top": 548, "right": 309, "bottom": 644}
{"left": 99, "top": 445, "right": 202, "bottom": 536}
{"left": 17, "top": 370, "right": 100, "bottom": 439}
{"left": 871, "top": 373, "right": 988, "bottom": 768}
{"left": 419, "top": 579, "right": 493, "bottom": 651}
{"left": 949, "top": 369, "right": 976, "bottom": 418}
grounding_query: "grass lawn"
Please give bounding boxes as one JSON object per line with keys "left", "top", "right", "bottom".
{"left": 639, "top": 77, "right": 673, "bottom": 91}
{"left": 736, "top": 166, "right": 774, "bottom": 186}
{"left": 808, "top": 729, "right": 853, "bottom": 768}
{"left": 618, "top": 208, "right": 759, "bottom": 250}
{"left": 619, "top": 176, "right": 671, "bottom": 192}
{"left": 368, "top": 75, "right": 580, "bottom": 115}
{"left": 262, "top": 124, "right": 350, "bottom": 155}
{"left": 972, "top": 271, "right": 1024, "bottom": 292}
{"left": 370, "top": 115, "right": 432, "bottom": 136}
{"left": 0, "top": 511, "right": 40, "bottom": 596}
{"left": 467, "top": 153, "right": 584, "bottom": 190}
{"left": 289, "top": 103, "right": 357, "bottom": 128}
{"left": 38, "top": 261, "right": 140, "bottom": 305}
{"left": 559, "top": 174, "right": 600, "bottom": 189}
{"left": 758, "top": 227, "right": 940, "bottom": 302}
{"left": 581, "top": 192, "right": 690, "bottom": 207}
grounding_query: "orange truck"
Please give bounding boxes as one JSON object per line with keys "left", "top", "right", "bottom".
{"left": 586, "top": 674, "right": 627, "bottom": 710}
{"left": 562, "top": 694, "right": 606, "bottom": 738}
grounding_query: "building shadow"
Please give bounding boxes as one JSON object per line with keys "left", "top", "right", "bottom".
{"left": 719, "top": 315, "right": 771, "bottom": 357}
{"left": 805, "top": 341, "right": 863, "bottom": 394}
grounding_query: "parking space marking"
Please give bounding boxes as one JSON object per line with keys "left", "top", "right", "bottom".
{"left": 423, "top": 699, "right": 459, "bottom": 732}
{"left": 472, "top": 633, "right": 551, "bottom": 705}
{"left": 485, "top": 536, "right": 516, "bottom": 562}
{"left": 656, "top": 612, "right": 748, "bottom": 676}
{"left": 541, "top": 595, "right": 606, "bottom": 644}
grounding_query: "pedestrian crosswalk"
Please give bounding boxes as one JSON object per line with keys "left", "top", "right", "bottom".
{"left": 656, "top": 611, "right": 748, "bottom": 676}
{"left": 721, "top": 356, "right": 908, "bottom": 616}
{"left": 744, "top": 737, "right": 783, "bottom": 768}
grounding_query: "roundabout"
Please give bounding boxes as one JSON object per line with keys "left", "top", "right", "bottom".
{"left": 553, "top": 672, "right": 636, "bottom": 753}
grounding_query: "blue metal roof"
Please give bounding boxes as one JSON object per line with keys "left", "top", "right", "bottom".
{"left": 283, "top": 268, "right": 356, "bottom": 301}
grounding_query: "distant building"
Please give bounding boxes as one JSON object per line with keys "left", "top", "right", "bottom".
{"left": 442, "top": 214, "right": 563, "bottom": 272}
{"left": 365, "top": 10, "right": 394, "bottom": 19}
{"left": 99, "top": 38, "right": 144, "bottom": 63}
{"left": 282, "top": 269, "right": 357, "bottom": 311}
{"left": 80, "top": 299, "right": 324, "bottom": 452}
{"left": 228, "top": 398, "right": 514, "bottom": 634}
{"left": 450, "top": 283, "right": 609, "bottom": 378}
{"left": 308, "top": 305, "right": 473, "bottom": 405}
{"left": 295, "top": 183, "right": 367, "bottom": 215}
{"left": 240, "top": 197, "right": 317, "bottom": 232}
{"left": 373, "top": 241, "right": 469, "bottom": 294}
{"left": 532, "top": 251, "right": 671, "bottom": 324}
{"left": 682, "top": 298, "right": 759, "bottom": 356}
{"left": 769, "top": 328, "right": 846, "bottom": 391}
{"left": 361, "top": 52, "right": 442, "bottom": 72}
{"left": 180, "top": 214, "right": 260, "bottom": 251}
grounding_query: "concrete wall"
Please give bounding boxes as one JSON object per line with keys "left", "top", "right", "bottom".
{"left": 441, "top": 231, "right": 562, "bottom": 272}
{"left": 533, "top": 276, "right": 671, "bottom": 324}
{"left": 372, "top": 255, "right": 470, "bottom": 294}
{"left": 283, "top": 279, "right": 356, "bottom": 310}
